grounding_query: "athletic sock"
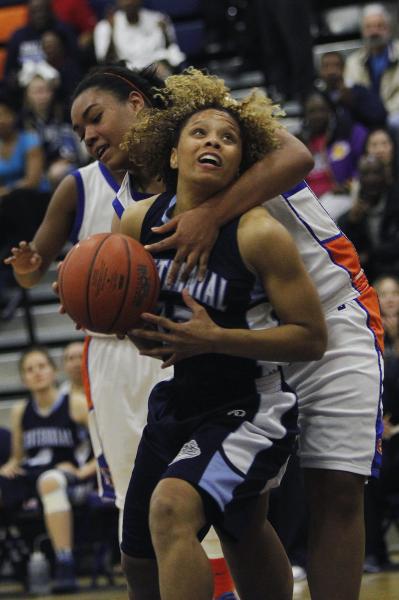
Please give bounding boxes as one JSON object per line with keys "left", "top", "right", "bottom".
{"left": 55, "top": 549, "right": 73, "bottom": 563}
{"left": 210, "top": 557, "right": 235, "bottom": 599}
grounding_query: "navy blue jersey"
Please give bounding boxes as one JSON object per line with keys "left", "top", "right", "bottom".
{"left": 21, "top": 392, "right": 81, "bottom": 471}
{"left": 140, "top": 192, "right": 277, "bottom": 417}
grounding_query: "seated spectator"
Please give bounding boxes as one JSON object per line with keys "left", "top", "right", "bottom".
{"left": 93, "top": 0, "right": 185, "bottom": 78}
{"left": 338, "top": 154, "right": 399, "bottom": 281}
{"left": 363, "top": 275, "right": 399, "bottom": 573}
{"left": 22, "top": 74, "right": 85, "bottom": 190}
{"left": 298, "top": 90, "right": 368, "bottom": 221}
{"left": 0, "top": 93, "right": 52, "bottom": 314}
{"left": 373, "top": 275, "right": 399, "bottom": 356}
{"left": 365, "top": 127, "right": 399, "bottom": 184}
{"left": 345, "top": 4, "right": 399, "bottom": 130}
{"left": 61, "top": 342, "right": 86, "bottom": 400}
{"left": 51, "top": 0, "right": 97, "bottom": 50}
{"left": 41, "top": 29, "right": 84, "bottom": 100}
{"left": 316, "top": 50, "right": 387, "bottom": 129}
{"left": 0, "top": 94, "right": 46, "bottom": 197}
{"left": 0, "top": 346, "right": 96, "bottom": 594}
{"left": 4, "top": 0, "right": 79, "bottom": 97}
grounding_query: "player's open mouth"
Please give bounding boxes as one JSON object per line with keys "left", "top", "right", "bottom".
{"left": 96, "top": 145, "right": 109, "bottom": 160}
{"left": 197, "top": 153, "right": 222, "bottom": 167}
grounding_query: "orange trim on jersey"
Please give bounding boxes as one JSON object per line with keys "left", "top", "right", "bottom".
{"left": 357, "top": 286, "right": 384, "bottom": 354}
{"left": 323, "top": 235, "right": 384, "bottom": 352}
{"left": 82, "top": 336, "right": 94, "bottom": 409}
{"left": 323, "top": 235, "right": 369, "bottom": 294}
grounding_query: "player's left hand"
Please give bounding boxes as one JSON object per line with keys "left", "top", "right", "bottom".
{"left": 56, "top": 462, "right": 79, "bottom": 476}
{"left": 129, "top": 289, "right": 220, "bottom": 368}
{"left": 144, "top": 205, "right": 219, "bottom": 285}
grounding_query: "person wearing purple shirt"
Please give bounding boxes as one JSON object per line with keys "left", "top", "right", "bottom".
{"left": 299, "top": 91, "right": 368, "bottom": 199}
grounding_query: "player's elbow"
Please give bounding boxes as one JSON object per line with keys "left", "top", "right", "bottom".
{"left": 282, "top": 132, "right": 314, "bottom": 178}
{"left": 299, "top": 145, "right": 314, "bottom": 177}
{"left": 308, "top": 321, "right": 328, "bottom": 360}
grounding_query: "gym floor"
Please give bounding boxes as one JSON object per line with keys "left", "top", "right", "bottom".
{"left": 1, "top": 571, "right": 399, "bottom": 599}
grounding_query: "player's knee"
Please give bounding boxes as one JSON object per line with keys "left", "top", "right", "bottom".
{"left": 308, "top": 470, "right": 365, "bottom": 522}
{"left": 149, "top": 487, "right": 182, "bottom": 540}
{"left": 37, "top": 470, "right": 71, "bottom": 514}
{"left": 149, "top": 479, "right": 203, "bottom": 543}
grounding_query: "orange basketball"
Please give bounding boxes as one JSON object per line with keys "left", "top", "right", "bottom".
{"left": 58, "top": 233, "right": 160, "bottom": 334}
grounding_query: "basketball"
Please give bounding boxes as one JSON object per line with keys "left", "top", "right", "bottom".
{"left": 58, "top": 233, "right": 160, "bottom": 334}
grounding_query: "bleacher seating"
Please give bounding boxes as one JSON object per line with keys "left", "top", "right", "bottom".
{"left": 0, "top": 1, "right": 28, "bottom": 79}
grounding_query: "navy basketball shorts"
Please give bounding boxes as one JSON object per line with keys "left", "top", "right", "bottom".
{"left": 121, "top": 373, "right": 298, "bottom": 559}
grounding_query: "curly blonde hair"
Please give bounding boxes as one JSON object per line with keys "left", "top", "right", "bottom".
{"left": 122, "top": 67, "right": 284, "bottom": 186}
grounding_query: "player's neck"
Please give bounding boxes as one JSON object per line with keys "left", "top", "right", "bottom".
{"left": 174, "top": 180, "right": 220, "bottom": 214}
{"left": 141, "top": 175, "right": 165, "bottom": 195}
{"left": 70, "top": 382, "right": 84, "bottom": 397}
{"left": 33, "top": 386, "right": 58, "bottom": 411}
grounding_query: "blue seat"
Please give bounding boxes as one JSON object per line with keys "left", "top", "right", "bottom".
{"left": 143, "top": 0, "right": 201, "bottom": 18}
{"left": 89, "top": 0, "right": 114, "bottom": 20}
{"left": 175, "top": 20, "right": 205, "bottom": 58}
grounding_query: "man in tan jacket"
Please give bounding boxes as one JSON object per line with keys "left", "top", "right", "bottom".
{"left": 345, "top": 3, "right": 399, "bottom": 128}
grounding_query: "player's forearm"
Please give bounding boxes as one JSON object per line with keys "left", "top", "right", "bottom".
{"left": 211, "top": 323, "right": 326, "bottom": 363}
{"left": 77, "top": 458, "right": 97, "bottom": 480}
{"left": 202, "top": 132, "right": 314, "bottom": 227}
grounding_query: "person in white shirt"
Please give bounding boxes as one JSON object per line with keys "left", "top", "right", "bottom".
{"left": 93, "top": 0, "right": 185, "bottom": 77}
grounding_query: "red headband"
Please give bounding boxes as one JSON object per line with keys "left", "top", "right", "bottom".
{"left": 102, "top": 72, "right": 152, "bottom": 106}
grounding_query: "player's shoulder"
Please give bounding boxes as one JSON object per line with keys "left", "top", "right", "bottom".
{"left": 238, "top": 205, "right": 294, "bottom": 263}
{"left": 69, "top": 390, "right": 88, "bottom": 425}
{"left": 239, "top": 205, "right": 285, "bottom": 237}
{"left": 11, "top": 400, "right": 27, "bottom": 423}
{"left": 120, "top": 194, "right": 159, "bottom": 240}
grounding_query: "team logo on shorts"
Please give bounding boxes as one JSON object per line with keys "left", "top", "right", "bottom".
{"left": 227, "top": 409, "right": 246, "bottom": 417}
{"left": 170, "top": 439, "right": 201, "bottom": 464}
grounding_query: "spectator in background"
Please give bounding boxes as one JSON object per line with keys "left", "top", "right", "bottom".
{"left": 374, "top": 275, "right": 399, "bottom": 356}
{"left": 41, "top": 29, "right": 84, "bottom": 101}
{"left": 51, "top": 0, "right": 97, "bottom": 49}
{"left": 249, "top": 0, "right": 315, "bottom": 101}
{"left": 0, "top": 346, "right": 96, "bottom": 593}
{"left": 4, "top": 0, "right": 79, "bottom": 97}
{"left": 365, "top": 126, "right": 399, "bottom": 184}
{"left": 298, "top": 90, "right": 367, "bottom": 221}
{"left": 363, "top": 275, "right": 399, "bottom": 573}
{"left": 345, "top": 4, "right": 399, "bottom": 129}
{"left": 338, "top": 154, "right": 399, "bottom": 281}
{"left": 317, "top": 51, "right": 387, "bottom": 129}
{"left": 0, "top": 93, "right": 50, "bottom": 312}
{"left": 93, "top": 0, "right": 185, "bottom": 78}
{"left": 22, "top": 75, "right": 85, "bottom": 190}
{"left": 62, "top": 342, "right": 85, "bottom": 402}
{"left": 0, "top": 95, "right": 45, "bottom": 198}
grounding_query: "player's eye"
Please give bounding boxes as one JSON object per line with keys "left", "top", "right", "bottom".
{"left": 191, "top": 128, "right": 206, "bottom": 137}
{"left": 222, "top": 132, "right": 236, "bottom": 143}
{"left": 92, "top": 112, "right": 102, "bottom": 124}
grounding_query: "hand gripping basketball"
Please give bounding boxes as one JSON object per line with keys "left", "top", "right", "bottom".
{"left": 58, "top": 233, "right": 160, "bottom": 334}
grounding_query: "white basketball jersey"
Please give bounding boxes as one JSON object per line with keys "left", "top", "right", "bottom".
{"left": 112, "top": 171, "right": 151, "bottom": 219}
{"left": 266, "top": 182, "right": 368, "bottom": 312}
{"left": 69, "top": 161, "right": 120, "bottom": 243}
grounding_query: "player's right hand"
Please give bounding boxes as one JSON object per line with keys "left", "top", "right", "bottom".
{"left": 3, "top": 241, "right": 42, "bottom": 274}
{"left": 0, "top": 462, "right": 26, "bottom": 478}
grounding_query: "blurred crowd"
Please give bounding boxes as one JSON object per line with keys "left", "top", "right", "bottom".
{"left": 1, "top": 0, "right": 399, "bottom": 591}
